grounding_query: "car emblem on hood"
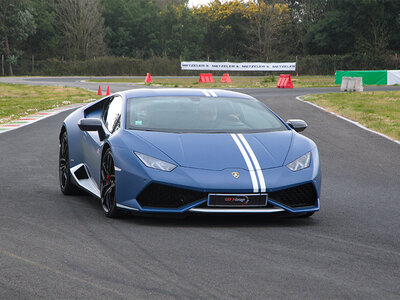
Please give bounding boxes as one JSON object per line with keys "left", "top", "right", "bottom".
{"left": 232, "top": 172, "right": 240, "bottom": 178}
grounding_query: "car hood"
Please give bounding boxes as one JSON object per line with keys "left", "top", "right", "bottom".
{"left": 132, "top": 130, "right": 293, "bottom": 171}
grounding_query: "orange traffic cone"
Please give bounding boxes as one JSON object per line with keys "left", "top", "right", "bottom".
{"left": 97, "top": 85, "right": 102, "bottom": 96}
{"left": 145, "top": 73, "right": 153, "bottom": 83}
{"left": 106, "top": 86, "right": 111, "bottom": 95}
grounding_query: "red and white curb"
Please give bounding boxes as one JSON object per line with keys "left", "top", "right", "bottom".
{"left": 0, "top": 103, "right": 84, "bottom": 134}
{"left": 296, "top": 95, "right": 400, "bottom": 145}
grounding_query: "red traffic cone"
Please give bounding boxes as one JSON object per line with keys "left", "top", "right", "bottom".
{"left": 277, "top": 74, "right": 293, "bottom": 88}
{"left": 221, "top": 73, "right": 231, "bottom": 83}
{"left": 277, "top": 75, "right": 285, "bottom": 88}
{"left": 199, "top": 73, "right": 204, "bottom": 83}
{"left": 106, "top": 86, "right": 111, "bottom": 96}
{"left": 283, "top": 75, "right": 293, "bottom": 88}
{"left": 97, "top": 85, "right": 102, "bottom": 96}
{"left": 225, "top": 74, "right": 231, "bottom": 83}
{"left": 145, "top": 73, "right": 153, "bottom": 83}
{"left": 221, "top": 74, "right": 226, "bottom": 83}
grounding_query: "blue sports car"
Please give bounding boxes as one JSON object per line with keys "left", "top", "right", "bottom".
{"left": 59, "top": 88, "right": 321, "bottom": 217}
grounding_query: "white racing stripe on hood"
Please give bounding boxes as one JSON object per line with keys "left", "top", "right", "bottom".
{"left": 237, "top": 134, "right": 266, "bottom": 193}
{"left": 202, "top": 90, "right": 211, "bottom": 97}
{"left": 208, "top": 90, "right": 217, "bottom": 97}
{"left": 231, "top": 133, "right": 259, "bottom": 193}
{"left": 201, "top": 90, "right": 217, "bottom": 97}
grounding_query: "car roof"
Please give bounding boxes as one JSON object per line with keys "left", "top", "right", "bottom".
{"left": 121, "top": 88, "right": 255, "bottom": 100}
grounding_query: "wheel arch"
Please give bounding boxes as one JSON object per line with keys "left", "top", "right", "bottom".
{"left": 99, "top": 142, "right": 120, "bottom": 217}
{"left": 59, "top": 124, "right": 67, "bottom": 141}
{"left": 101, "top": 142, "right": 111, "bottom": 158}
{"left": 100, "top": 142, "right": 112, "bottom": 179}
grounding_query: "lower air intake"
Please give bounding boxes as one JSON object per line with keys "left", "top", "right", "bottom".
{"left": 268, "top": 183, "right": 317, "bottom": 208}
{"left": 137, "top": 183, "right": 207, "bottom": 208}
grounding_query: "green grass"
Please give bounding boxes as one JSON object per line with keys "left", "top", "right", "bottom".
{"left": 89, "top": 75, "right": 336, "bottom": 88}
{"left": 0, "top": 83, "right": 100, "bottom": 124}
{"left": 302, "top": 91, "right": 400, "bottom": 140}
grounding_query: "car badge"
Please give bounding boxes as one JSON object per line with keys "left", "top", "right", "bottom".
{"left": 232, "top": 172, "right": 240, "bottom": 178}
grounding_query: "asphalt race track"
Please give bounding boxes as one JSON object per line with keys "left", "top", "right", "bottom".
{"left": 0, "top": 77, "right": 399, "bottom": 299}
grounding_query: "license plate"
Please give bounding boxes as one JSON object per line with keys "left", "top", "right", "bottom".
{"left": 207, "top": 194, "right": 267, "bottom": 207}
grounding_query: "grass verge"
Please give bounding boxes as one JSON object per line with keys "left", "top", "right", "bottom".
{"left": 89, "top": 75, "right": 336, "bottom": 88}
{"left": 302, "top": 91, "right": 400, "bottom": 141}
{"left": 0, "top": 83, "right": 100, "bottom": 124}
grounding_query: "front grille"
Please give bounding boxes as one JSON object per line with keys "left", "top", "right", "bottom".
{"left": 268, "top": 183, "right": 317, "bottom": 208}
{"left": 137, "top": 183, "right": 208, "bottom": 208}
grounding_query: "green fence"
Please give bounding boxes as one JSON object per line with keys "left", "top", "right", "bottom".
{"left": 335, "top": 70, "right": 387, "bottom": 85}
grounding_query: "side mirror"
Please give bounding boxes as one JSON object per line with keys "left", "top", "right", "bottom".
{"left": 78, "top": 118, "right": 106, "bottom": 141}
{"left": 286, "top": 119, "right": 307, "bottom": 132}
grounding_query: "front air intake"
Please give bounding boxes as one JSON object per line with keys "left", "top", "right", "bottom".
{"left": 268, "top": 183, "right": 317, "bottom": 208}
{"left": 137, "top": 183, "right": 207, "bottom": 208}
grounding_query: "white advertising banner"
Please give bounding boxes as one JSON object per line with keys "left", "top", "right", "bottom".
{"left": 387, "top": 70, "right": 400, "bottom": 85}
{"left": 181, "top": 61, "right": 296, "bottom": 71}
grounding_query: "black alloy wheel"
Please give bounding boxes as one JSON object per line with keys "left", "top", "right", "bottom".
{"left": 59, "top": 131, "right": 80, "bottom": 194}
{"left": 101, "top": 148, "right": 119, "bottom": 217}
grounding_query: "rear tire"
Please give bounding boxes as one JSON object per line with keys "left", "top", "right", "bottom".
{"left": 59, "top": 131, "right": 80, "bottom": 195}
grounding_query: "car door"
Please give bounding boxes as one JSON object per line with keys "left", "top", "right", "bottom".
{"left": 84, "top": 95, "right": 122, "bottom": 186}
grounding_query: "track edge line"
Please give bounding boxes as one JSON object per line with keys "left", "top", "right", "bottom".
{"left": 296, "top": 95, "right": 400, "bottom": 145}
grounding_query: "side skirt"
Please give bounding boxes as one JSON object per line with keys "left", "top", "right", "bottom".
{"left": 70, "top": 163, "right": 101, "bottom": 198}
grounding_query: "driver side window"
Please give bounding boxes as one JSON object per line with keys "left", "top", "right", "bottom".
{"left": 103, "top": 96, "right": 122, "bottom": 133}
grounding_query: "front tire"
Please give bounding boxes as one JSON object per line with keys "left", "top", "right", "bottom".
{"left": 59, "top": 131, "right": 80, "bottom": 195}
{"left": 100, "top": 148, "right": 120, "bottom": 218}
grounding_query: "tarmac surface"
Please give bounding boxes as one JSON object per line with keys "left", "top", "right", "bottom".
{"left": 0, "top": 77, "right": 399, "bottom": 299}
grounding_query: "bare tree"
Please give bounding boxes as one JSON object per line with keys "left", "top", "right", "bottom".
{"left": 55, "top": 0, "right": 106, "bottom": 59}
{"left": 245, "top": 1, "right": 291, "bottom": 60}
{"left": 355, "top": 11, "right": 391, "bottom": 57}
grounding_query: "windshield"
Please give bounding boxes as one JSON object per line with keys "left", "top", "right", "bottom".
{"left": 126, "top": 96, "right": 287, "bottom": 133}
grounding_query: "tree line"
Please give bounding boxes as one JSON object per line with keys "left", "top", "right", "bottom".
{"left": 1, "top": 0, "right": 400, "bottom": 75}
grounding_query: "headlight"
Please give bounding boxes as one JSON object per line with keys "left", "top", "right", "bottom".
{"left": 286, "top": 152, "right": 311, "bottom": 172}
{"left": 134, "top": 152, "right": 176, "bottom": 172}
